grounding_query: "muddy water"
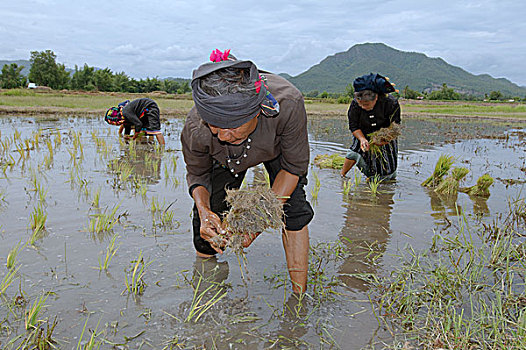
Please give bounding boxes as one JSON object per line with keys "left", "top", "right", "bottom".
{"left": 0, "top": 115, "right": 524, "bottom": 349}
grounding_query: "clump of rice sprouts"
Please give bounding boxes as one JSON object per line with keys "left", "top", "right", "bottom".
{"left": 222, "top": 185, "right": 285, "bottom": 253}
{"left": 435, "top": 167, "right": 469, "bottom": 196}
{"left": 460, "top": 174, "right": 494, "bottom": 197}
{"left": 313, "top": 154, "right": 346, "bottom": 169}
{"left": 421, "top": 154, "right": 455, "bottom": 187}
{"left": 368, "top": 123, "right": 402, "bottom": 157}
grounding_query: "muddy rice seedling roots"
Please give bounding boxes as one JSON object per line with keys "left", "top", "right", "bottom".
{"left": 220, "top": 185, "right": 285, "bottom": 253}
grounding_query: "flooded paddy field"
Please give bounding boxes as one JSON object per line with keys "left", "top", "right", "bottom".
{"left": 0, "top": 114, "right": 525, "bottom": 349}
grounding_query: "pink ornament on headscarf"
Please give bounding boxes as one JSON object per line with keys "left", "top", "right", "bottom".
{"left": 210, "top": 49, "right": 231, "bottom": 62}
{"left": 254, "top": 79, "right": 262, "bottom": 94}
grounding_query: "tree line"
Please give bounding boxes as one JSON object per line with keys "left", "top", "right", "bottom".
{"left": 306, "top": 82, "right": 524, "bottom": 103}
{"left": 0, "top": 50, "right": 191, "bottom": 94}
{"left": 1, "top": 50, "right": 523, "bottom": 102}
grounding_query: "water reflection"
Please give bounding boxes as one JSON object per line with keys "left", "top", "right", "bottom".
{"left": 107, "top": 143, "right": 163, "bottom": 187}
{"left": 338, "top": 184, "right": 395, "bottom": 291}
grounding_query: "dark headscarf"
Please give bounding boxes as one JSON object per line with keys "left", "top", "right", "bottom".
{"left": 353, "top": 73, "right": 395, "bottom": 94}
{"left": 191, "top": 60, "right": 268, "bottom": 129}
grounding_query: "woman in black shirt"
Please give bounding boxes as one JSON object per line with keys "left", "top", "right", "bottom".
{"left": 340, "top": 73, "right": 401, "bottom": 179}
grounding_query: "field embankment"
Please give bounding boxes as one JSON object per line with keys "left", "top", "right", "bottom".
{"left": 1, "top": 89, "right": 526, "bottom": 122}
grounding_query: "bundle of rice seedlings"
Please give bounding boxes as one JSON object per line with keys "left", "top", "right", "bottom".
{"left": 368, "top": 123, "right": 402, "bottom": 157}
{"left": 434, "top": 167, "right": 469, "bottom": 196}
{"left": 369, "top": 123, "right": 402, "bottom": 146}
{"left": 421, "top": 154, "right": 455, "bottom": 187}
{"left": 313, "top": 154, "right": 346, "bottom": 169}
{"left": 222, "top": 185, "right": 285, "bottom": 254}
{"left": 460, "top": 174, "right": 494, "bottom": 197}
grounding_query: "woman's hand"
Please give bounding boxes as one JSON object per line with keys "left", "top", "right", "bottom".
{"left": 359, "top": 138, "right": 370, "bottom": 152}
{"left": 241, "top": 232, "right": 261, "bottom": 248}
{"left": 199, "top": 210, "right": 227, "bottom": 254}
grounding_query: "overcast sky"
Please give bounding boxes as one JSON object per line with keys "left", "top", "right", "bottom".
{"left": 2, "top": 0, "right": 525, "bottom": 86}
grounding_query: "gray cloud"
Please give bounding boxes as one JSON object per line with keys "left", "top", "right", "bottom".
{"left": 2, "top": 0, "right": 525, "bottom": 86}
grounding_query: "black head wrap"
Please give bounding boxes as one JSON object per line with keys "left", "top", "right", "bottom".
{"left": 353, "top": 73, "right": 396, "bottom": 94}
{"left": 191, "top": 60, "right": 268, "bottom": 129}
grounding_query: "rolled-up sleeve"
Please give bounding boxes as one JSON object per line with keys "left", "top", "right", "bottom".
{"left": 181, "top": 110, "right": 213, "bottom": 195}
{"left": 277, "top": 99, "right": 309, "bottom": 177}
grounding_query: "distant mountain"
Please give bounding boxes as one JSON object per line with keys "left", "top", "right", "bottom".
{"left": 286, "top": 43, "right": 526, "bottom": 97}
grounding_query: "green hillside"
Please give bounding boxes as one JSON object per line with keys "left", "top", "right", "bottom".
{"left": 287, "top": 43, "right": 526, "bottom": 97}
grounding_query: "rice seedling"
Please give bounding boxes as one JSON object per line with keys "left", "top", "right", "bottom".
{"left": 24, "top": 292, "right": 49, "bottom": 331}
{"left": 134, "top": 178, "right": 149, "bottom": 199}
{"left": 29, "top": 204, "right": 47, "bottom": 244}
{"left": 98, "top": 233, "right": 120, "bottom": 271}
{"left": 1, "top": 265, "right": 20, "bottom": 294}
{"left": 6, "top": 241, "right": 24, "bottom": 269}
{"left": 313, "top": 154, "right": 346, "bottom": 169}
{"left": 421, "top": 154, "right": 455, "bottom": 187}
{"left": 435, "top": 166, "right": 470, "bottom": 196}
{"left": 0, "top": 187, "right": 7, "bottom": 208}
{"left": 171, "top": 155, "right": 178, "bottom": 174}
{"left": 367, "top": 174, "right": 382, "bottom": 195}
{"left": 367, "top": 202, "right": 526, "bottom": 349}
{"left": 13, "top": 128, "right": 21, "bottom": 142}
{"left": 460, "top": 174, "right": 494, "bottom": 197}
{"left": 163, "top": 162, "right": 170, "bottom": 180}
{"left": 87, "top": 204, "right": 121, "bottom": 234}
{"left": 54, "top": 129, "right": 61, "bottom": 147}
{"left": 42, "top": 153, "right": 53, "bottom": 169}
{"left": 150, "top": 196, "right": 163, "bottom": 215}
{"left": 45, "top": 138, "right": 53, "bottom": 157}
{"left": 185, "top": 274, "right": 228, "bottom": 323}
{"left": 342, "top": 178, "right": 353, "bottom": 196}
{"left": 160, "top": 208, "right": 176, "bottom": 228}
{"left": 19, "top": 316, "right": 58, "bottom": 350}
{"left": 119, "top": 161, "right": 134, "bottom": 183}
{"left": 353, "top": 168, "right": 362, "bottom": 189}
{"left": 310, "top": 171, "right": 321, "bottom": 204}
{"left": 123, "top": 250, "right": 153, "bottom": 297}
{"left": 76, "top": 316, "right": 102, "bottom": 350}
{"left": 91, "top": 187, "right": 101, "bottom": 208}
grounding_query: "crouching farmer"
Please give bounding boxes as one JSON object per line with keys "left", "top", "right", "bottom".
{"left": 104, "top": 98, "right": 165, "bottom": 145}
{"left": 181, "top": 50, "right": 313, "bottom": 293}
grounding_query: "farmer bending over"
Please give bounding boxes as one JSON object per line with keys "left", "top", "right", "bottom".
{"left": 181, "top": 50, "right": 313, "bottom": 294}
{"left": 104, "top": 97, "right": 165, "bottom": 145}
{"left": 340, "top": 73, "right": 401, "bottom": 180}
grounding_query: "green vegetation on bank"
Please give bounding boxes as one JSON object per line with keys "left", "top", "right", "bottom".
{"left": 1, "top": 50, "right": 191, "bottom": 94}
{"left": 1, "top": 89, "right": 526, "bottom": 121}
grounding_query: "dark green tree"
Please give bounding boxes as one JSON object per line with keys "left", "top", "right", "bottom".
{"left": 427, "top": 83, "right": 461, "bottom": 100}
{"left": 488, "top": 90, "right": 503, "bottom": 101}
{"left": 403, "top": 85, "right": 421, "bottom": 99}
{"left": 304, "top": 90, "right": 319, "bottom": 98}
{"left": 344, "top": 83, "right": 354, "bottom": 97}
{"left": 1, "top": 63, "right": 27, "bottom": 89}
{"left": 177, "top": 81, "right": 191, "bottom": 94}
{"left": 143, "top": 77, "right": 162, "bottom": 92}
{"left": 319, "top": 91, "right": 329, "bottom": 99}
{"left": 71, "top": 64, "right": 95, "bottom": 91}
{"left": 161, "top": 79, "right": 180, "bottom": 94}
{"left": 28, "top": 50, "right": 69, "bottom": 89}
{"left": 113, "top": 72, "right": 132, "bottom": 92}
{"left": 93, "top": 68, "right": 114, "bottom": 92}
